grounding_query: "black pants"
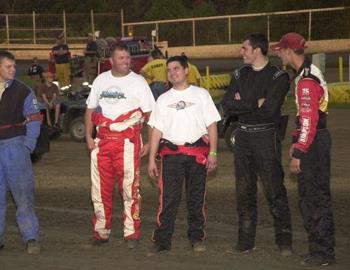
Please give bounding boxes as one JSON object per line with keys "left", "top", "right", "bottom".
{"left": 297, "top": 129, "right": 335, "bottom": 259}
{"left": 233, "top": 128, "right": 292, "bottom": 249}
{"left": 152, "top": 154, "right": 207, "bottom": 249}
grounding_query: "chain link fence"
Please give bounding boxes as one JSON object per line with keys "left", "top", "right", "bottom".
{"left": 0, "top": 11, "right": 121, "bottom": 44}
{"left": 123, "top": 6, "right": 350, "bottom": 46}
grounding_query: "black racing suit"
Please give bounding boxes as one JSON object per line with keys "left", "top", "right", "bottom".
{"left": 222, "top": 62, "right": 292, "bottom": 249}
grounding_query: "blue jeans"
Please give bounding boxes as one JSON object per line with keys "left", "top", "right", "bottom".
{"left": 0, "top": 136, "right": 39, "bottom": 245}
{"left": 150, "top": 82, "right": 168, "bottom": 100}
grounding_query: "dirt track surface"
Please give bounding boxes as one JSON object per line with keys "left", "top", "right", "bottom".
{"left": 2, "top": 108, "right": 350, "bottom": 270}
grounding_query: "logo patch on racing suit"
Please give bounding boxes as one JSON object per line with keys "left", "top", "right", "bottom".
{"left": 167, "top": 100, "right": 195, "bottom": 110}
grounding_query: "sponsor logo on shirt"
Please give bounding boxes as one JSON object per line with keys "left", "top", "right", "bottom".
{"left": 99, "top": 86, "right": 126, "bottom": 104}
{"left": 168, "top": 100, "right": 195, "bottom": 110}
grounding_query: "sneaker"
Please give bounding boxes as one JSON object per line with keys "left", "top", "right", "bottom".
{"left": 126, "top": 239, "right": 139, "bottom": 249}
{"left": 26, "top": 239, "right": 41, "bottom": 255}
{"left": 192, "top": 241, "right": 206, "bottom": 252}
{"left": 226, "top": 244, "right": 256, "bottom": 255}
{"left": 301, "top": 254, "right": 335, "bottom": 266}
{"left": 146, "top": 243, "right": 170, "bottom": 257}
{"left": 279, "top": 245, "right": 293, "bottom": 257}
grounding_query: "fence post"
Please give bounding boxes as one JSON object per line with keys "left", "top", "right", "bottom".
{"left": 339, "top": 57, "right": 343, "bottom": 82}
{"left": 63, "top": 10, "right": 67, "bottom": 42}
{"left": 192, "top": 19, "right": 196, "bottom": 46}
{"left": 5, "top": 15, "right": 10, "bottom": 44}
{"left": 121, "top": 9, "right": 124, "bottom": 37}
{"left": 156, "top": 23, "right": 159, "bottom": 42}
{"left": 308, "top": 11, "right": 312, "bottom": 41}
{"left": 33, "top": 11, "right": 36, "bottom": 44}
{"left": 267, "top": 15, "right": 270, "bottom": 41}
{"left": 90, "top": 10, "right": 95, "bottom": 37}
{"left": 228, "top": 17, "right": 231, "bottom": 43}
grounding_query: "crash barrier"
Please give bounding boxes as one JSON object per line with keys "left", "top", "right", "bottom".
{"left": 199, "top": 73, "right": 350, "bottom": 104}
{"left": 200, "top": 73, "right": 230, "bottom": 101}
{"left": 328, "top": 82, "right": 350, "bottom": 104}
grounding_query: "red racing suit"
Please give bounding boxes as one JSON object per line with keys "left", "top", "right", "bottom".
{"left": 292, "top": 59, "right": 335, "bottom": 260}
{"left": 90, "top": 108, "right": 145, "bottom": 240}
{"left": 292, "top": 62, "right": 328, "bottom": 159}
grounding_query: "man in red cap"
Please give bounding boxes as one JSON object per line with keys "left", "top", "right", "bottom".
{"left": 271, "top": 32, "right": 335, "bottom": 266}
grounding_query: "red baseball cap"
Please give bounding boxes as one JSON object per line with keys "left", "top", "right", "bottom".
{"left": 270, "top": 32, "right": 307, "bottom": 51}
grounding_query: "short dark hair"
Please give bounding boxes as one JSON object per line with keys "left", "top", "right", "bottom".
{"left": 243, "top": 33, "right": 269, "bottom": 56}
{"left": 0, "top": 50, "right": 15, "bottom": 63}
{"left": 110, "top": 43, "right": 129, "bottom": 55}
{"left": 166, "top": 55, "right": 188, "bottom": 69}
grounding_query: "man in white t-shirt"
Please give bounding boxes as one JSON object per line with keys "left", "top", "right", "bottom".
{"left": 147, "top": 55, "right": 221, "bottom": 255}
{"left": 85, "top": 43, "right": 155, "bottom": 249}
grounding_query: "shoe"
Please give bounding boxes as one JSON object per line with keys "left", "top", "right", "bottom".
{"left": 146, "top": 243, "right": 170, "bottom": 256}
{"left": 301, "top": 254, "right": 335, "bottom": 266}
{"left": 126, "top": 239, "right": 139, "bottom": 249}
{"left": 226, "top": 244, "right": 256, "bottom": 255}
{"left": 279, "top": 245, "right": 293, "bottom": 257}
{"left": 0, "top": 244, "right": 4, "bottom": 250}
{"left": 26, "top": 239, "right": 41, "bottom": 255}
{"left": 192, "top": 241, "right": 206, "bottom": 252}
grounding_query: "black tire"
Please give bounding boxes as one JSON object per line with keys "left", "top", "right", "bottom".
{"left": 69, "top": 116, "right": 86, "bottom": 142}
{"left": 224, "top": 123, "right": 238, "bottom": 152}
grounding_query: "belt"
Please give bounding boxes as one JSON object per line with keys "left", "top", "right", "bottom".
{"left": 238, "top": 122, "right": 275, "bottom": 132}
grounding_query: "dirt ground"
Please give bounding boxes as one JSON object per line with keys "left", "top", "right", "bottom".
{"left": 1, "top": 108, "right": 350, "bottom": 270}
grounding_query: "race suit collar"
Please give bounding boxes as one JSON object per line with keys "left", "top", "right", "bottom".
{"left": 295, "top": 57, "right": 311, "bottom": 77}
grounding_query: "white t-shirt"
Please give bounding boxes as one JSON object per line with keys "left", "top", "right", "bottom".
{"left": 86, "top": 70, "right": 155, "bottom": 119}
{"left": 148, "top": 85, "right": 221, "bottom": 145}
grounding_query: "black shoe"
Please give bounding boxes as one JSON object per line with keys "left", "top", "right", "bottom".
{"left": 0, "top": 244, "right": 4, "bottom": 250}
{"left": 126, "top": 239, "right": 139, "bottom": 249}
{"left": 147, "top": 243, "right": 170, "bottom": 256}
{"left": 301, "top": 254, "right": 335, "bottom": 266}
{"left": 226, "top": 244, "right": 256, "bottom": 255}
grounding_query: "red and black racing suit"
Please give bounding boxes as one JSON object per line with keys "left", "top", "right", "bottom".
{"left": 222, "top": 62, "right": 292, "bottom": 250}
{"left": 292, "top": 59, "right": 335, "bottom": 260}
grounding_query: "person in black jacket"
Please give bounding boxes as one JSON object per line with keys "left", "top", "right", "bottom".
{"left": 222, "top": 33, "right": 292, "bottom": 256}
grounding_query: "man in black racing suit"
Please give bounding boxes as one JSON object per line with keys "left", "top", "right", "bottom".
{"left": 222, "top": 33, "right": 292, "bottom": 256}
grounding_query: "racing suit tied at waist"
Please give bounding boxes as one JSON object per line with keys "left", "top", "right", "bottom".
{"left": 157, "top": 138, "right": 210, "bottom": 165}
{"left": 91, "top": 108, "right": 144, "bottom": 142}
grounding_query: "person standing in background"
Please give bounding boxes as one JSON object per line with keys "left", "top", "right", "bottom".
{"left": 83, "top": 33, "right": 98, "bottom": 84}
{"left": 52, "top": 35, "right": 71, "bottom": 87}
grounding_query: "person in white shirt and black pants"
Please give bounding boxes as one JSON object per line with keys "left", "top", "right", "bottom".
{"left": 147, "top": 55, "right": 221, "bottom": 255}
